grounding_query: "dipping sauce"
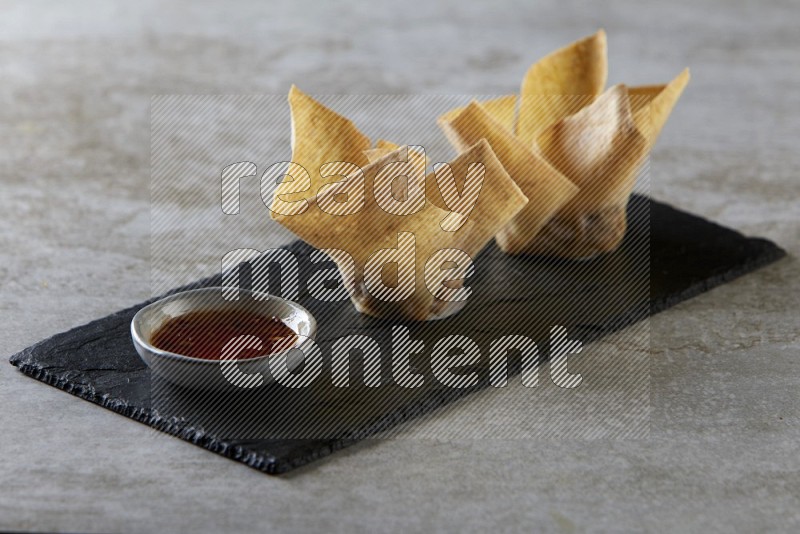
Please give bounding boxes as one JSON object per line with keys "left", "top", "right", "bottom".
{"left": 151, "top": 309, "right": 298, "bottom": 360}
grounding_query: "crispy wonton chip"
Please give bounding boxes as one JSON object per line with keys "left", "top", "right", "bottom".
{"left": 270, "top": 85, "right": 371, "bottom": 213}
{"left": 537, "top": 84, "right": 649, "bottom": 212}
{"left": 517, "top": 30, "right": 608, "bottom": 145}
{"left": 275, "top": 139, "right": 527, "bottom": 320}
{"left": 437, "top": 30, "right": 688, "bottom": 259}
{"left": 438, "top": 95, "right": 518, "bottom": 134}
{"left": 438, "top": 100, "right": 578, "bottom": 254}
{"left": 269, "top": 87, "right": 529, "bottom": 320}
{"left": 529, "top": 84, "right": 649, "bottom": 257}
{"left": 363, "top": 139, "right": 401, "bottom": 162}
{"left": 629, "top": 68, "right": 690, "bottom": 145}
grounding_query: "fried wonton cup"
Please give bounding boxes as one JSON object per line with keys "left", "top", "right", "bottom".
{"left": 270, "top": 87, "right": 528, "bottom": 320}
{"left": 439, "top": 30, "right": 689, "bottom": 259}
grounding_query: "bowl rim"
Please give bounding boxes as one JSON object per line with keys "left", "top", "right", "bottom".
{"left": 130, "top": 286, "right": 317, "bottom": 366}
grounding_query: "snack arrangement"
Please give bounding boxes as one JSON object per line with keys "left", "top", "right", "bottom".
{"left": 270, "top": 87, "right": 528, "bottom": 320}
{"left": 269, "top": 31, "right": 689, "bottom": 319}
{"left": 440, "top": 30, "right": 689, "bottom": 258}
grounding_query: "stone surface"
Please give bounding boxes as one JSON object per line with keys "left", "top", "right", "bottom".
{"left": 1, "top": 0, "right": 799, "bottom": 532}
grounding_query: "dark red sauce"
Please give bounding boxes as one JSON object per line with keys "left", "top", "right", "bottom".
{"left": 151, "top": 309, "right": 298, "bottom": 360}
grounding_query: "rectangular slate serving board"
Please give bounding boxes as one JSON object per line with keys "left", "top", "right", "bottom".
{"left": 9, "top": 196, "right": 786, "bottom": 474}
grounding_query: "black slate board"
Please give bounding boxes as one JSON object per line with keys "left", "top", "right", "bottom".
{"left": 9, "top": 196, "right": 786, "bottom": 474}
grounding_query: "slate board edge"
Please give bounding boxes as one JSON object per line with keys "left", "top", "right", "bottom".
{"left": 7, "top": 204, "right": 789, "bottom": 475}
{"left": 649, "top": 235, "right": 786, "bottom": 315}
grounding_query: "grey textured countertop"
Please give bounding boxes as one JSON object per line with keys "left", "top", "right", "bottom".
{"left": 1, "top": 0, "right": 798, "bottom": 532}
